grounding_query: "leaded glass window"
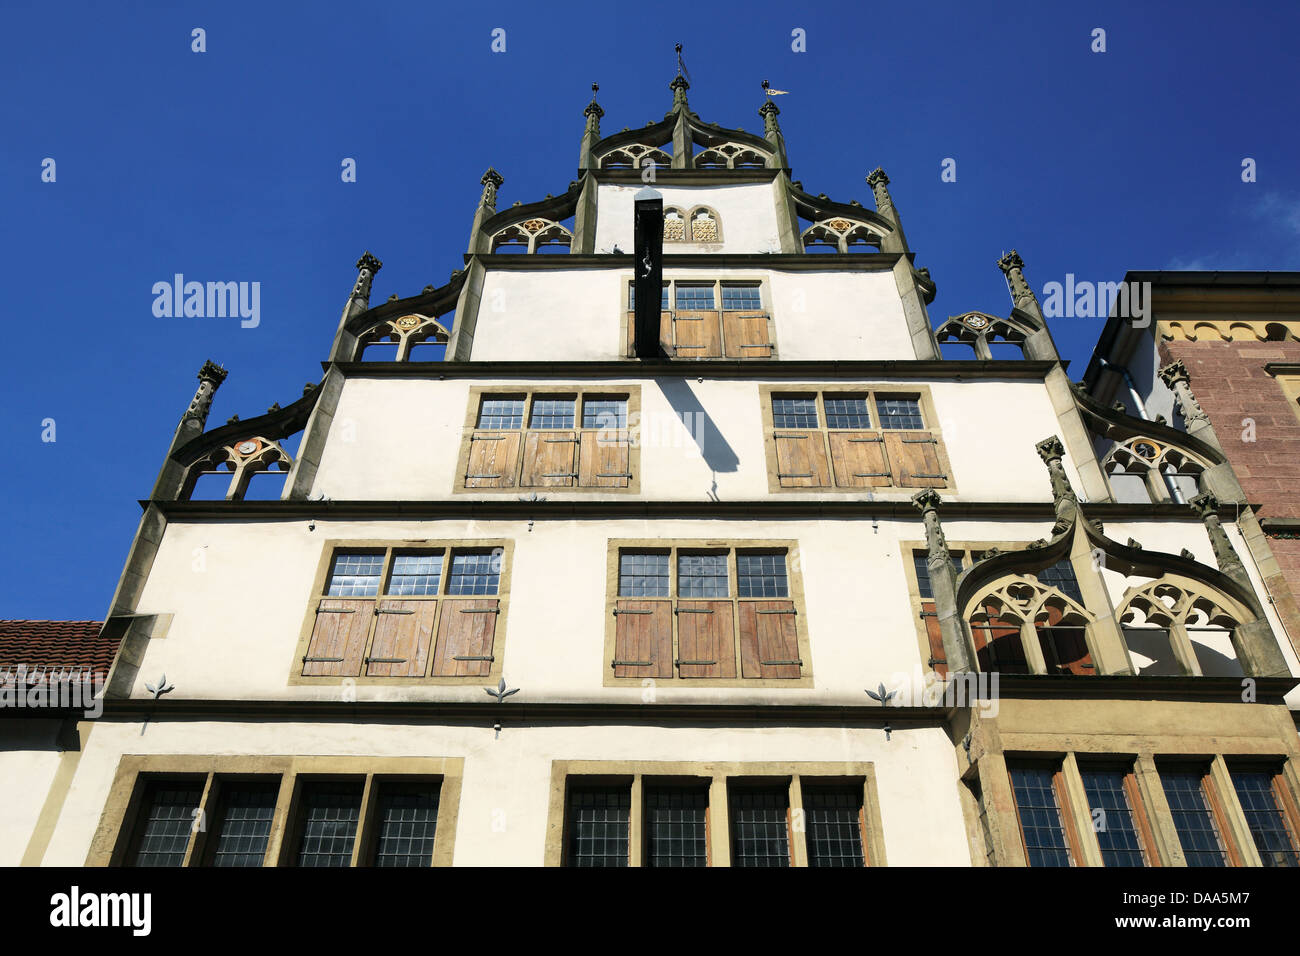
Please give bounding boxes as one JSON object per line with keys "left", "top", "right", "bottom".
{"left": 566, "top": 787, "right": 630, "bottom": 867}
{"left": 772, "top": 395, "right": 819, "bottom": 429}
{"left": 446, "top": 551, "right": 501, "bottom": 595}
{"left": 131, "top": 780, "right": 202, "bottom": 866}
{"left": 619, "top": 552, "right": 670, "bottom": 597}
{"left": 477, "top": 396, "right": 525, "bottom": 430}
{"left": 1009, "top": 763, "right": 1073, "bottom": 867}
{"left": 804, "top": 787, "right": 865, "bottom": 867}
{"left": 210, "top": 782, "right": 278, "bottom": 868}
{"left": 645, "top": 788, "right": 708, "bottom": 867}
{"left": 730, "top": 788, "right": 790, "bottom": 867}
{"left": 387, "top": 553, "right": 443, "bottom": 596}
{"left": 326, "top": 551, "right": 384, "bottom": 597}
{"left": 875, "top": 396, "right": 924, "bottom": 430}
{"left": 737, "top": 552, "right": 788, "bottom": 598}
{"left": 295, "top": 783, "right": 363, "bottom": 868}
{"left": 1080, "top": 768, "right": 1146, "bottom": 867}
{"left": 1161, "top": 770, "right": 1227, "bottom": 867}
{"left": 373, "top": 784, "right": 440, "bottom": 867}
{"left": 678, "top": 553, "right": 728, "bottom": 598}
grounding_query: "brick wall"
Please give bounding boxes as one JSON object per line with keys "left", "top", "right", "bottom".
{"left": 1159, "top": 339, "right": 1300, "bottom": 519}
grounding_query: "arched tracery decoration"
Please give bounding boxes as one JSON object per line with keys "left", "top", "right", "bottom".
{"left": 935, "top": 311, "right": 1030, "bottom": 360}
{"left": 965, "top": 577, "right": 1096, "bottom": 676}
{"left": 181, "top": 436, "right": 293, "bottom": 501}
{"left": 489, "top": 218, "right": 573, "bottom": 254}
{"left": 663, "top": 208, "right": 686, "bottom": 241}
{"left": 799, "top": 218, "right": 883, "bottom": 253}
{"left": 1102, "top": 436, "right": 1207, "bottom": 504}
{"left": 691, "top": 142, "right": 772, "bottom": 169}
{"left": 687, "top": 207, "right": 720, "bottom": 243}
{"left": 598, "top": 144, "right": 671, "bottom": 170}
{"left": 1118, "top": 578, "right": 1245, "bottom": 677}
{"left": 357, "top": 313, "right": 451, "bottom": 362}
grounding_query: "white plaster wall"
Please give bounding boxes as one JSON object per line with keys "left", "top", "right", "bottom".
{"left": 0, "top": 720, "right": 63, "bottom": 865}
{"left": 594, "top": 182, "right": 782, "bottom": 254}
{"left": 40, "top": 718, "right": 972, "bottom": 867}
{"left": 311, "top": 375, "right": 1079, "bottom": 503}
{"left": 118, "top": 514, "right": 1198, "bottom": 705}
{"left": 767, "top": 269, "right": 915, "bottom": 360}
{"left": 467, "top": 265, "right": 915, "bottom": 362}
{"left": 470, "top": 268, "right": 625, "bottom": 361}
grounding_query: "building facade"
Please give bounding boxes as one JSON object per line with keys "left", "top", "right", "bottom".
{"left": 4, "top": 81, "right": 1300, "bottom": 868}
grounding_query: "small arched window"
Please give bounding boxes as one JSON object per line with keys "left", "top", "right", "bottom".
{"left": 689, "top": 208, "right": 720, "bottom": 243}
{"left": 663, "top": 209, "right": 685, "bottom": 241}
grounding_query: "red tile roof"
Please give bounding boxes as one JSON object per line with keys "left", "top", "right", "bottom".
{"left": 0, "top": 621, "right": 116, "bottom": 678}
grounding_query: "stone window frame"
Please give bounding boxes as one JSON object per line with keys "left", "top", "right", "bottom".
{"left": 287, "top": 538, "right": 514, "bottom": 687}
{"left": 758, "top": 384, "right": 955, "bottom": 495}
{"left": 902, "top": 540, "right": 1110, "bottom": 678}
{"left": 543, "top": 760, "right": 885, "bottom": 867}
{"left": 1115, "top": 574, "right": 1251, "bottom": 678}
{"left": 622, "top": 276, "right": 778, "bottom": 360}
{"left": 452, "top": 385, "right": 643, "bottom": 495}
{"left": 965, "top": 745, "right": 1300, "bottom": 867}
{"left": 86, "top": 754, "right": 463, "bottom": 867}
{"left": 602, "top": 538, "right": 814, "bottom": 688}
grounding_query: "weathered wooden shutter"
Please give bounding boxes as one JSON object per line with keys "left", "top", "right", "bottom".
{"left": 612, "top": 599, "right": 673, "bottom": 678}
{"left": 722, "top": 312, "right": 772, "bottom": 358}
{"left": 579, "top": 430, "right": 631, "bottom": 487}
{"left": 520, "top": 431, "right": 577, "bottom": 487}
{"left": 884, "top": 432, "right": 948, "bottom": 487}
{"left": 302, "top": 599, "right": 372, "bottom": 676}
{"left": 431, "top": 599, "right": 500, "bottom": 676}
{"left": 676, "top": 600, "right": 736, "bottom": 678}
{"left": 774, "top": 431, "right": 830, "bottom": 487}
{"left": 672, "top": 310, "right": 722, "bottom": 357}
{"left": 627, "top": 310, "right": 675, "bottom": 357}
{"left": 365, "top": 600, "right": 437, "bottom": 677}
{"left": 921, "top": 600, "right": 948, "bottom": 677}
{"left": 738, "top": 600, "right": 800, "bottom": 678}
{"left": 828, "top": 432, "right": 891, "bottom": 487}
{"left": 465, "top": 432, "right": 521, "bottom": 488}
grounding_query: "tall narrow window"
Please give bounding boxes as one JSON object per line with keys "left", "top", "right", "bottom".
{"left": 644, "top": 787, "right": 709, "bottom": 867}
{"left": 1008, "top": 762, "right": 1075, "bottom": 866}
{"left": 208, "top": 782, "right": 278, "bottom": 868}
{"left": 729, "top": 787, "right": 790, "bottom": 867}
{"left": 130, "top": 780, "right": 203, "bottom": 867}
{"left": 565, "top": 787, "right": 630, "bottom": 867}
{"left": 1230, "top": 769, "right": 1300, "bottom": 867}
{"left": 1079, "top": 766, "right": 1148, "bottom": 866}
{"left": 1161, "top": 769, "right": 1228, "bottom": 867}
{"left": 295, "top": 782, "right": 363, "bottom": 867}
{"left": 803, "top": 786, "right": 866, "bottom": 867}
{"left": 372, "top": 783, "right": 440, "bottom": 867}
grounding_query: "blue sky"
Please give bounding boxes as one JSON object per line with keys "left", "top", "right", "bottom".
{"left": 2, "top": 0, "right": 1298, "bottom": 619}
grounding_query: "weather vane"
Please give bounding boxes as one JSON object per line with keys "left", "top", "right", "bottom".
{"left": 675, "top": 42, "right": 691, "bottom": 83}
{"left": 762, "top": 79, "right": 790, "bottom": 97}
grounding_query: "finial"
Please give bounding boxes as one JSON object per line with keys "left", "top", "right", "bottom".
{"left": 480, "top": 167, "right": 504, "bottom": 188}
{"left": 197, "top": 359, "right": 228, "bottom": 386}
{"left": 356, "top": 251, "right": 382, "bottom": 274}
{"left": 478, "top": 168, "right": 504, "bottom": 209}
{"left": 584, "top": 82, "right": 604, "bottom": 121}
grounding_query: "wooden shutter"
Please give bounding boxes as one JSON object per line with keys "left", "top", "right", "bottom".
{"left": 828, "top": 432, "right": 891, "bottom": 487}
{"left": 521, "top": 431, "right": 577, "bottom": 487}
{"left": 722, "top": 312, "right": 772, "bottom": 358}
{"left": 884, "top": 432, "right": 947, "bottom": 487}
{"left": 676, "top": 601, "right": 735, "bottom": 678}
{"left": 579, "top": 430, "right": 631, "bottom": 487}
{"left": 972, "top": 605, "right": 1028, "bottom": 674}
{"left": 431, "top": 599, "right": 499, "bottom": 676}
{"left": 921, "top": 600, "right": 948, "bottom": 677}
{"left": 673, "top": 311, "right": 722, "bottom": 357}
{"left": 625, "top": 311, "right": 673, "bottom": 357}
{"left": 302, "top": 599, "right": 372, "bottom": 676}
{"left": 774, "top": 431, "right": 830, "bottom": 487}
{"left": 365, "top": 600, "right": 436, "bottom": 677}
{"left": 612, "top": 599, "right": 673, "bottom": 678}
{"left": 465, "top": 432, "right": 521, "bottom": 488}
{"left": 738, "top": 600, "right": 800, "bottom": 678}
